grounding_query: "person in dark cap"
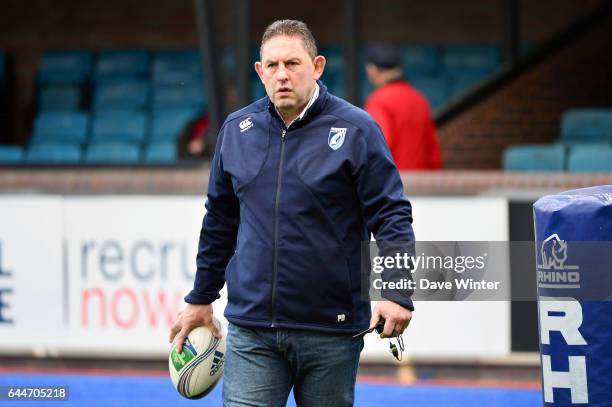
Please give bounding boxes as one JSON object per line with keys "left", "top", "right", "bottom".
{"left": 365, "top": 43, "right": 442, "bottom": 170}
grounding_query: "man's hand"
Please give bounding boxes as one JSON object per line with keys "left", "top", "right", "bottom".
{"left": 370, "top": 300, "right": 412, "bottom": 338}
{"left": 169, "top": 303, "right": 222, "bottom": 353}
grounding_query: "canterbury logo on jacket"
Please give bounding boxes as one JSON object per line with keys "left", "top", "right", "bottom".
{"left": 185, "top": 82, "right": 415, "bottom": 334}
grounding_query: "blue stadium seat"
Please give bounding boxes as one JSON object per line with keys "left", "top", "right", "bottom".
{"left": 442, "top": 45, "right": 501, "bottom": 74}
{"left": 153, "top": 49, "right": 201, "bottom": 84}
{"left": 144, "top": 141, "right": 177, "bottom": 163}
{"left": 321, "top": 72, "right": 341, "bottom": 97}
{"left": 150, "top": 107, "right": 200, "bottom": 142}
{"left": 31, "top": 111, "right": 89, "bottom": 145}
{"left": 320, "top": 47, "right": 343, "bottom": 75}
{"left": 502, "top": 144, "right": 566, "bottom": 171}
{"left": 401, "top": 45, "right": 440, "bottom": 73}
{"left": 0, "top": 145, "right": 24, "bottom": 164}
{"left": 38, "top": 50, "right": 93, "bottom": 84}
{"left": 85, "top": 142, "right": 141, "bottom": 164}
{"left": 94, "top": 49, "right": 150, "bottom": 80}
{"left": 250, "top": 75, "right": 267, "bottom": 102}
{"left": 321, "top": 71, "right": 340, "bottom": 92}
{"left": 90, "top": 109, "right": 148, "bottom": 145}
{"left": 93, "top": 79, "right": 150, "bottom": 110}
{"left": 152, "top": 83, "right": 206, "bottom": 109}
{"left": 223, "top": 47, "right": 237, "bottom": 74}
{"left": 39, "top": 85, "right": 81, "bottom": 111}
{"left": 446, "top": 72, "right": 485, "bottom": 98}
{"left": 359, "top": 73, "right": 374, "bottom": 106}
{"left": 326, "top": 78, "right": 345, "bottom": 100}
{"left": 568, "top": 145, "right": 612, "bottom": 172}
{"left": 409, "top": 73, "right": 446, "bottom": 108}
{"left": 25, "top": 142, "right": 82, "bottom": 164}
{"left": 222, "top": 46, "right": 259, "bottom": 75}
{"left": 560, "top": 109, "right": 612, "bottom": 143}
{"left": 319, "top": 47, "right": 344, "bottom": 98}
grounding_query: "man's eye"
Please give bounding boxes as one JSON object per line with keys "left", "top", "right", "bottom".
{"left": 267, "top": 63, "right": 277, "bottom": 68}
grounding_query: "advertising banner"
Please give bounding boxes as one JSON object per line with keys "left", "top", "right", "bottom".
{"left": 0, "top": 196, "right": 64, "bottom": 354}
{"left": 0, "top": 195, "right": 510, "bottom": 360}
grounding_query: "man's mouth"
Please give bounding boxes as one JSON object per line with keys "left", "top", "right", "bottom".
{"left": 276, "top": 87, "right": 292, "bottom": 95}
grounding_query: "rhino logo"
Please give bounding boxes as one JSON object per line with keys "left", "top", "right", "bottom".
{"left": 541, "top": 234, "right": 568, "bottom": 269}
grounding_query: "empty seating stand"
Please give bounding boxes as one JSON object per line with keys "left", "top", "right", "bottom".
{"left": 568, "top": 145, "right": 612, "bottom": 172}
{"left": 502, "top": 144, "right": 566, "bottom": 171}
{"left": 39, "top": 84, "right": 82, "bottom": 111}
{"left": 30, "top": 111, "right": 89, "bottom": 146}
{"left": 144, "top": 141, "right": 177, "bottom": 163}
{"left": 314, "top": 44, "right": 501, "bottom": 108}
{"left": 24, "top": 44, "right": 507, "bottom": 165}
{"left": 90, "top": 109, "right": 147, "bottom": 145}
{"left": 38, "top": 50, "right": 93, "bottom": 85}
{"left": 150, "top": 107, "right": 200, "bottom": 142}
{"left": 93, "top": 49, "right": 150, "bottom": 80}
{"left": 0, "top": 145, "right": 24, "bottom": 164}
{"left": 25, "top": 143, "right": 82, "bottom": 164}
{"left": 560, "top": 109, "right": 612, "bottom": 144}
{"left": 152, "top": 83, "right": 206, "bottom": 110}
{"left": 443, "top": 45, "right": 500, "bottom": 98}
{"left": 152, "top": 49, "right": 201, "bottom": 85}
{"left": 85, "top": 142, "right": 141, "bottom": 164}
{"left": 93, "top": 79, "right": 150, "bottom": 110}
{"left": 503, "top": 108, "right": 612, "bottom": 172}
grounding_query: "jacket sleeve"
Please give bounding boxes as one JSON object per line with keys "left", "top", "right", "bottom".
{"left": 184, "top": 128, "right": 240, "bottom": 305}
{"left": 353, "top": 122, "right": 416, "bottom": 311}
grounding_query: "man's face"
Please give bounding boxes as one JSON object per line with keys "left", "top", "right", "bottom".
{"left": 366, "top": 63, "right": 384, "bottom": 88}
{"left": 255, "top": 35, "right": 325, "bottom": 117}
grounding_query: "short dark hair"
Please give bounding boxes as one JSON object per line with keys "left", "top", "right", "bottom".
{"left": 260, "top": 19, "right": 318, "bottom": 59}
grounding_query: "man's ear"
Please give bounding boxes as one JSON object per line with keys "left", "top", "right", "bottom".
{"left": 254, "top": 61, "right": 263, "bottom": 81}
{"left": 313, "top": 55, "right": 326, "bottom": 80}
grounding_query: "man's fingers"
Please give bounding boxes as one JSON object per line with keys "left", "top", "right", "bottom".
{"left": 380, "top": 318, "right": 396, "bottom": 338}
{"left": 168, "top": 321, "right": 181, "bottom": 343}
{"left": 174, "top": 327, "right": 190, "bottom": 354}
{"left": 209, "top": 319, "right": 222, "bottom": 339}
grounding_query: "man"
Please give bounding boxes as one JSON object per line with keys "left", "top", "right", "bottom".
{"left": 365, "top": 44, "right": 443, "bottom": 170}
{"left": 169, "top": 20, "right": 414, "bottom": 406}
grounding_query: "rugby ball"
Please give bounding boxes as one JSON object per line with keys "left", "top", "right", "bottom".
{"left": 169, "top": 325, "right": 226, "bottom": 399}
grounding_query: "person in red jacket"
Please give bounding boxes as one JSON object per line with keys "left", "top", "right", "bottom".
{"left": 364, "top": 44, "right": 442, "bottom": 170}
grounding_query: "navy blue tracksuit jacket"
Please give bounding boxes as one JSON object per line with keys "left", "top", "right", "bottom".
{"left": 185, "top": 82, "right": 415, "bottom": 334}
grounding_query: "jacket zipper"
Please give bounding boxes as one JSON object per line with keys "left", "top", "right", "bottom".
{"left": 270, "top": 128, "right": 287, "bottom": 328}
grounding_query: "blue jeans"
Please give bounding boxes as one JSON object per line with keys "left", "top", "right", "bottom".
{"left": 222, "top": 323, "right": 364, "bottom": 407}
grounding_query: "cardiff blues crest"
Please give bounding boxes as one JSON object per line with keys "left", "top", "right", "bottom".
{"left": 328, "top": 127, "right": 347, "bottom": 150}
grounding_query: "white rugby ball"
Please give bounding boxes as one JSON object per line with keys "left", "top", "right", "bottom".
{"left": 169, "top": 325, "right": 226, "bottom": 399}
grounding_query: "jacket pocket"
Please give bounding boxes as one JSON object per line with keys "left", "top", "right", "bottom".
{"left": 275, "top": 246, "right": 354, "bottom": 325}
{"left": 224, "top": 241, "right": 273, "bottom": 320}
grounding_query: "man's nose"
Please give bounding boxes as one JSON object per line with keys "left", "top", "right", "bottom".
{"left": 275, "top": 65, "right": 289, "bottom": 81}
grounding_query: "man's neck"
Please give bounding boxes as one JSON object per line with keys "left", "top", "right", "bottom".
{"left": 377, "top": 68, "right": 403, "bottom": 88}
{"left": 278, "top": 106, "right": 303, "bottom": 127}
{"left": 276, "top": 84, "right": 318, "bottom": 128}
